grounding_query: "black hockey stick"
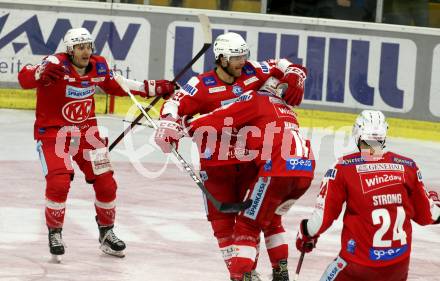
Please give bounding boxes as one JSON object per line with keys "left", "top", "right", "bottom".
{"left": 293, "top": 250, "right": 306, "bottom": 281}
{"left": 109, "top": 14, "right": 212, "bottom": 152}
{"left": 114, "top": 75, "right": 252, "bottom": 213}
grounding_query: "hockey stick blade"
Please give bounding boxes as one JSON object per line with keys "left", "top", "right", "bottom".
{"left": 109, "top": 14, "right": 212, "bottom": 152}
{"left": 217, "top": 198, "right": 253, "bottom": 213}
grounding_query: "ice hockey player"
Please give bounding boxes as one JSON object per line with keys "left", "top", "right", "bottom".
{"left": 296, "top": 110, "right": 440, "bottom": 281}
{"left": 17, "top": 27, "right": 175, "bottom": 261}
{"left": 187, "top": 76, "right": 314, "bottom": 281}
{"left": 154, "top": 32, "right": 307, "bottom": 279}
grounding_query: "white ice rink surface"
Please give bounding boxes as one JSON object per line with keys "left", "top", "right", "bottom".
{"left": 1, "top": 108, "right": 439, "bottom": 281}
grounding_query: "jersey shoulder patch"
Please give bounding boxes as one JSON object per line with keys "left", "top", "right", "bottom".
{"left": 202, "top": 75, "right": 217, "bottom": 86}
{"left": 181, "top": 76, "right": 200, "bottom": 96}
{"left": 242, "top": 64, "right": 256, "bottom": 76}
{"left": 391, "top": 153, "right": 415, "bottom": 168}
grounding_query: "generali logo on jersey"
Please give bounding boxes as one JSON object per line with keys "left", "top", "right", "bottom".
{"left": 360, "top": 171, "right": 405, "bottom": 193}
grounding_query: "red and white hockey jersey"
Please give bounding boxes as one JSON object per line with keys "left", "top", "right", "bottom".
{"left": 189, "top": 90, "right": 314, "bottom": 178}
{"left": 306, "top": 151, "right": 438, "bottom": 267}
{"left": 18, "top": 53, "right": 146, "bottom": 139}
{"left": 162, "top": 59, "right": 300, "bottom": 167}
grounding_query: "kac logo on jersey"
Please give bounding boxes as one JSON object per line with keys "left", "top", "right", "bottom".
{"left": 369, "top": 245, "right": 408, "bottom": 261}
{"left": 202, "top": 76, "right": 217, "bottom": 86}
{"left": 62, "top": 99, "right": 93, "bottom": 123}
{"left": 232, "top": 85, "right": 243, "bottom": 96}
{"left": 286, "top": 158, "right": 313, "bottom": 171}
{"left": 66, "top": 85, "right": 95, "bottom": 99}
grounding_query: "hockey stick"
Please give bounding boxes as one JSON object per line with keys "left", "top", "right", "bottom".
{"left": 114, "top": 75, "right": 252, "bottom": 213}
{"left": 293, "top": 250, "right": 306, "bottom": 281}
{"left": 109, "top": 14, "right": 212, "bottom": 152}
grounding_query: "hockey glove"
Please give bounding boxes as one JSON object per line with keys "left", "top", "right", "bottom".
{"left": 280, "top": 65, "right": 307, "bottom": 107}
{"left": 428, "top": 190, "right": 440, "bottom": 224}
{"left": 154, "top": 114, "right": 184, "bottom": 153}
{"left": 296, "top": 219, "right": 319, "bottom": 253}
{"left": 143, "top": 80, "right": 176, "bottom": 99}
{"left": 35, "top": 56, "right": 65, "bottom": 86}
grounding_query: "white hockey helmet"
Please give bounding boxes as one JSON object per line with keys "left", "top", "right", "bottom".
{"left": 352, "top": 110, "right": 388, "bottom": 147}
{"left": 63, "top": 27, "right": 94, "bottom": 53}
{"left": 213, "top": 32, "right": 250, "bottom": 61}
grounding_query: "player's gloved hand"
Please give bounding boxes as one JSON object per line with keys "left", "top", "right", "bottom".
{"left": 35, "top": 55, "right": 65, "bottom": 86}
{"left": 154, "top": 114, "right": 184, "bottom": 153}
{"left": 179, "top": 115, "right": 194, "bottom": 137}
{"left": 296, "top": 219, "right": 319, "bottom": 253}
{"left": 428, "top": 190, "right": 439, "bottom": 204}
{"left": 279, "top": 65, "right": 307, "bottom": 107}
{"left": 143, "top": 80, "right": 176, "bottom": 99}
{"left": 428, "top": 191, "right": 440, "bottom": 224}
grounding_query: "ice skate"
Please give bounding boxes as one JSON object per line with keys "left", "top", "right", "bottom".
{"left": 251, "top": 270, "right": 263, "bottom": 281}
{"left": 272, "top": 259, "right": 289, "bottom": 281}
{"left": 231, "top": 272, "right": 252, "bottom": 281}
{"left": 96, "top": 217, "right": 126, "bottom": 258}
{"left": 48, "top": 228, "right": 64, "bottom": 263}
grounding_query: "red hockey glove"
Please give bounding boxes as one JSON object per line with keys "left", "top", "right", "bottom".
{"left": 296, "top": 219, "right": 319, "bottom": 253}
{"left": 154, "top": 114, "right": 184, "bottom": 153}
{"left": 428, "top": 191, "right": 440, "bottom": 224}
{"left": 179, "top": 115, "right": 194, "bottom": 137}
{"left": 35, "top": 57, "right": 65, "bottom": 86}
{"left": 144, "top": 80, "right": 176, "bottom": 99}
{"left": 280, "top": 65, "right": 307, "bottom": 107}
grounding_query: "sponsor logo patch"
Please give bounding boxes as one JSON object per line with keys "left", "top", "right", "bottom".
{"left": 393, "top": 157, "right": 414, "bottom": 167}
{"left": 341, "top": 157, "right": 365, "bottom": 165}
{"left": 238, "top": 94, "right": 252, "bottom": 102}
{"left": 264, "top": 160, "right": 272, "bottom": 172}
{"left": 259, "top": 61, "right": 270, "bottom": 73}
{"left": 347, "top": 239, "right": 356, "bottom": 254}
{"left": 202, "top": 76, "right": 217, "bottom": 86}
{"left": 244, "top": 177, "right": 270, "bottom": 220}
{"left": 360, "top": 171, "right": 404, "bottom": 193}
{"left": 324, "top": 168, "right": 337, "bottom": 180}
{"left": 369, "top": 245, "right": 408, "bottom": 261}
{"left": 65, "top": 85, "right": 95, "bottom": 99}
{"left": 322, "top": 257, "right": 347, "bottom": 281}
{"left": 182, "top": 83, "right": 198, "bottom": 96}
{"left": 243, "top": 64, "right": 256, "bottom": 75}
{"left": 356, "top": 163, "right": 404, "bottom": 173}
{"left": 286, "top": 158, "right": 313, "bottom": 171}
{"left": 244, "top": 76, "right": 259, "bottom": 86}
{"left": 208, "top": 86, "right": 226, "bottom": 94}
{"left": 221, "top": 97, "right": 239, "bottom": 106}
{"left": 96, "top": 62, "right": 107, "bottom": 75}
{"left": 91, "top": 77, "right": 105, "bottom": 82}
